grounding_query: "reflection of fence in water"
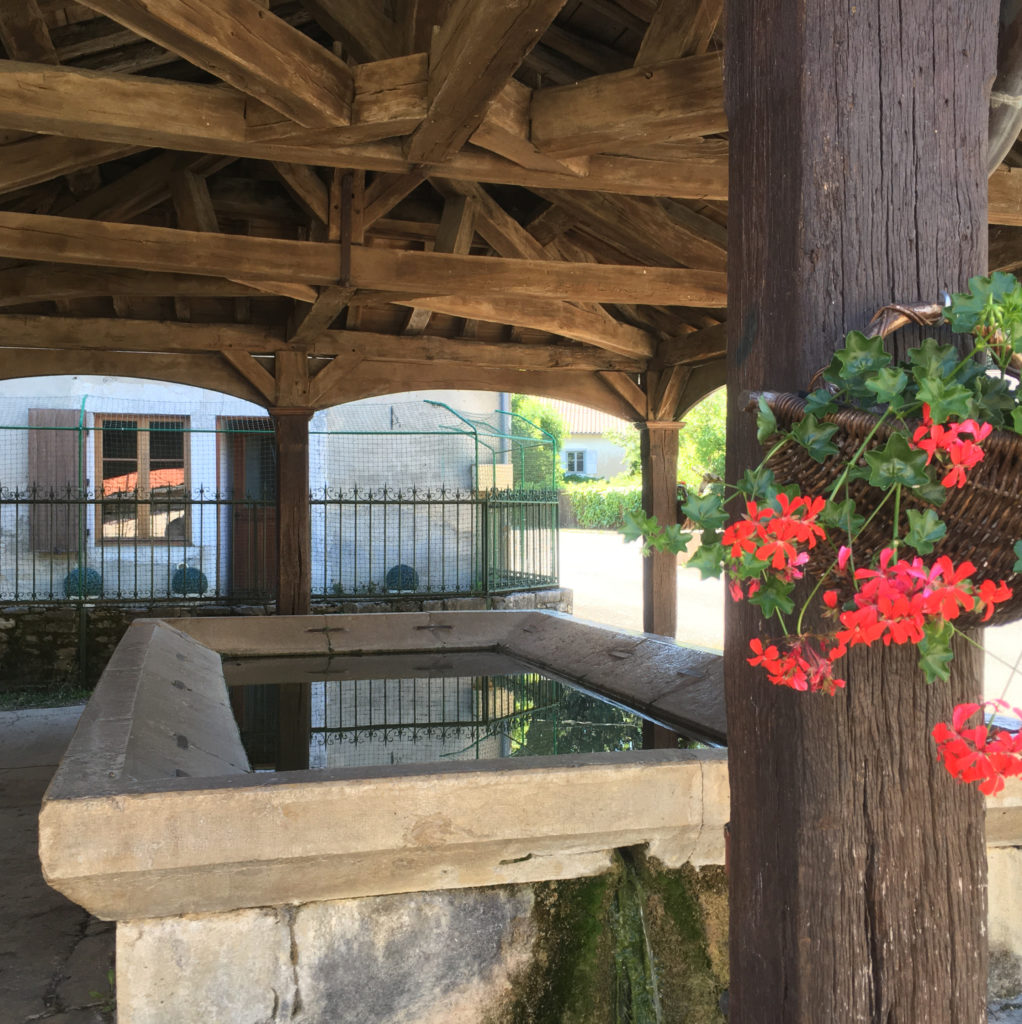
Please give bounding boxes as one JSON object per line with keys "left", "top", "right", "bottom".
{"left": 306, "top": 673, "right": 641, "bottom": 768}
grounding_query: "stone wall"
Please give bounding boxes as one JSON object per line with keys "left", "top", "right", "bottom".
{"left": 0, "top": 589, "right": 573, "bottom": 693}
{"left": 115, "top": 851, "right": 728, "bottom": 1024}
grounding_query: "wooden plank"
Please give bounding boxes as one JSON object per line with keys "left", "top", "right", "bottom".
{"left": 0, "top": 135, "right": 140, "bottom": 195}
{"left": 79, "top": 0, "right": 355, "bottom": 128}
{"left": 989, "top": 165, "right": 1022, "bottom": 226}
{"left": 288, "top": 286, "right": 356, "bottom": 346}
{"left": 0, "top": 313, "right": 278, "bottom": 352}
{"left": 0, "top": 212, "right": 727, "bottom": 306}
{"left": 363, "top": 170, "right": 428, "bottom": 227}
{"left": 308, "top": 355, "right": 363, "bottom": 406}
{"left": 654, "top": 322, "right": 726, "bottom": 366}
{"left": 300, "top": 0, "right": 399, "bottom": 62}
{"left": 403, "top": 194, "right": 476, "bottom": 334}
{"left": 469, "top": 79, "right": 588, "bottom": 176}
{"left": 531, "top": 53, "right": 726, "bottom": 157}
{"left": 0, "top": 264, "right": 266, "bottom": 308}
{"left": 169, "top": 170, "right": 219, "bottom": 232}
{"left": 391, "top": 295, "right": 655, "bottom": 357}
{"left": 597, "top": 370, "right": 647, "bottom": 418}
{"left": 60, "top": 153, "right": 233, "bottom": 222}
{"left": 404, "top": 0, "right": 566, "bottom": 163}
{"left": 0, "top": 1, "right": 59, "bottom": 63}
{"left": 272, "top": 163, "right": 329, "bottom": 224}
{"left": 222, "top": 350, "right": 276, "bottom": 403}
{"left": 534, "top": 188, "right": 728, "bottom": 270}
{"left": 635, "top": 0, "right": 722, "bottom": 65}
{"left": 652, "top": 363, "right": 691, "bottom": 420}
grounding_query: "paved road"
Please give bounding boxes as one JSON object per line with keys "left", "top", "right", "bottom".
{"left": 559, "top": 528, "right": 1022, "bottom": 707}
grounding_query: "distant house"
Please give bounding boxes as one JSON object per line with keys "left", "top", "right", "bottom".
{"left": 544, "top": 400, "right": 632, "bottom": 480}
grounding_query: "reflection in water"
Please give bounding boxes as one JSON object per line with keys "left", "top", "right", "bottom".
{"left": 224, "top": 653, "right": 644, "bottom": 772}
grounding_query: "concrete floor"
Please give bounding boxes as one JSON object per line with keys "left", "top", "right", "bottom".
{"left": 0, "top": 706, "right": 114, "bottom": 1024}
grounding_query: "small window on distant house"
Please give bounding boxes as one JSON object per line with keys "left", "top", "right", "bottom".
{"left": 95, "top": 417, "right": 189, "bottom": 542}
{"left": 565, "top": 450, "right": 586, "bottom": 474}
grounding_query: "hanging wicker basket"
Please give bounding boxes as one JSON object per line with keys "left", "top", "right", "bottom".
{"left": 748, "top": 389, "right": 1022, "bottom": 628}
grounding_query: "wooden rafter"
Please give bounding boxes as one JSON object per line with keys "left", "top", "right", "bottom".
{"left": 300, "top": 0, "right": 399, "bottom": 63}
{"left": 634, "top": 0, "right": 722, "bottom": 65}
{"left": 404, "top": 0, "right": 566, "bottom": 164}
{"left": 79, "top": 0, "right": 355, "bottom": 128}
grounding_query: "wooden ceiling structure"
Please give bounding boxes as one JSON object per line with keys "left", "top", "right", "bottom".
{"left": 1, "top": 2, "right": 1021, "bottom": 421}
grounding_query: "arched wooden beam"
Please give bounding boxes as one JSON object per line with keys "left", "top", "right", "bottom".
{"left": 675, "top": 358, "right": 726, "bottom": 419}
{"left": 0, "top": 349, "right": 268, "bottom": 408}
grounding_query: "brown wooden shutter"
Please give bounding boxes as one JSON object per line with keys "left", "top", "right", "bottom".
{"left": 28, "top": 409, "right": 83, "bottom": 553}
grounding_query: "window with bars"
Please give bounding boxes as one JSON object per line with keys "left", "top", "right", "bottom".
{"left": 96, "top": 416, "right": 189, "bottom": 542}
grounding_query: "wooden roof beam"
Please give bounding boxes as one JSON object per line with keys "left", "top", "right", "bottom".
{"left": 531, "top": 52, "right": 726, "bottom": 157}
{"left": 404, "top": 0, "right": 566, "bottom": 164}
{"left": 635, "top": 0, "right": 723, "bottom": 65}
{"left": 300, "top": 0, "right": 399, "bottom": 63}
{"left": 387, "top": 294, "right": 657, "bottom": 358}
{"left": 0, "top": 61, "right": 730, "bottom": 199}
{"left": 0, "top": 265, "right": 267, "bottom": 309}
{"left": 78, "top": 0, "right": 355, "bottom": 128}
{"left": 0, "top": 211, "right": 728, "bottom": 306}
{"left": 0, "top": 135, "right": 141, "bottom": 196}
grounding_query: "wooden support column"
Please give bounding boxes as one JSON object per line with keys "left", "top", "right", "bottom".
{"left": 725, "top": 2, "right": 995, "bottom": 1021}
{"left": 271, "top": 408, "right": 313, "bottom": 616}
{"left": 640, "top": 419, "right": 684, "bottom": 750}
{"left": 640, "top": 420, "right": 683, "bottom": 638}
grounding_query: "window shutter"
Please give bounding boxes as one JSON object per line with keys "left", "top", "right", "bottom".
{"left": 28, "top": 409, "right": 83, "bottom": 553}
{"left": 585, "top": 450, "right": 596, "bottom": 476}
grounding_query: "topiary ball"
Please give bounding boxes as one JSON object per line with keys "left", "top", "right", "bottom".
{"left": 172, "top": 565, "right": 209, "bottom": 595}
{"left": 62, "top": 566, "right": 102, "bottom": 598}
{"left": 385, "top": 563, "right": 419, "bottom": 591}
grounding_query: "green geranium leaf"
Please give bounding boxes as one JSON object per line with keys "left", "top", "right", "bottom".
{"left": 748, "top": 575, "right": 795, "bottom": 619}
{"left": 687, "top": 540, "right": 725, "bottom": 580}
{"left": 756, "top": 395, "right": 778, "bottom": 444}
{"left": 913, "top": 478, "right": 950, "bottom": 506}
{"left": 791, "top": 414, "right": 840, "bottom": 463}
{"left": 681, "top": 492, "right": 729, "bottom": 532}
{"left": 903, "top": 508, "right": 947, "bottom": 555}
{"left": 621, "top": 508, "right": 657, "bottom": 544}
{"left": 804, "top": 388, "right": 838, "bottom": 417}
{"left": 819, "top": 497, "right": 865, "bottom": 537}
{"left": 863, "top": 434, "right": 930, "bottom": 488}
{"left": 916, "top": 620, "right": 956, "bottom": 685}
{"left": 907, "top": 337, "right": 961, "bottom": 382}
{"left": 1013, "top": 539, "right": 1022, "bottom": 573}
{"left": 864, "top": 366, "right": 908, "bottom": 405}
{"left": 948, "top": 272, "right": 1022, "bottom": 336}
{"left": 823, "top": 331, "right": 892, "bottom": 391}
{"left": 647, "top": 525, "right": 692, "bottom": 554}
{"left": 736, "top": 466, "right": 778, "bottom": 503}
{"left": 914, "top": 375, "right": 973, "bottom": 423}
{"left": 1011, "top": 407, "right": 1022, "bottom": 436}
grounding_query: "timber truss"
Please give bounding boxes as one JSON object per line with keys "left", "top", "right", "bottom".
{"left": 0, "top": 0, "right": 1020, "bottom": 419}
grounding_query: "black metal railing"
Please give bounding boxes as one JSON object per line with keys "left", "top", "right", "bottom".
{"left": 0, "top": 485, "right": 558, "bottom": 604}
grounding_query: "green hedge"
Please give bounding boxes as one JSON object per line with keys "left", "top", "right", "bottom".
{"left": 563, "top": 483, "right": 642, "bottom": 529}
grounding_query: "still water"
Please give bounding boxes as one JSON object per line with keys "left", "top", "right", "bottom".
{"left": 223, "top": 651, "right": 645, "bottom": 772}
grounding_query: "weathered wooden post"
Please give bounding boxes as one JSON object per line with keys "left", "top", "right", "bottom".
{"left": 725, "top": 2, "right": 996, "bottom": 1020}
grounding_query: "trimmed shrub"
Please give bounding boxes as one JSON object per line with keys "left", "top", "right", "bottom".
{"left": 563, "top": 482, "right": 642, "bottom": 529}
